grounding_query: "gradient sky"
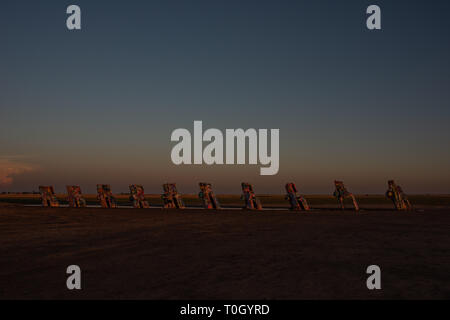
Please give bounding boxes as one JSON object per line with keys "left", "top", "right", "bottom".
{"left": 1, "top": 0, "right": 450, "bottom": 194}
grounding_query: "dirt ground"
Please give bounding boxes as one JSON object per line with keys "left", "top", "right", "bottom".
{"left": 0, "top": 206, "right": 449, "bottom": 300}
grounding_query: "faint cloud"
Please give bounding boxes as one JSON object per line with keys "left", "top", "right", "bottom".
{"left": 0, "top": 157, "right": 36, "bottom": 186}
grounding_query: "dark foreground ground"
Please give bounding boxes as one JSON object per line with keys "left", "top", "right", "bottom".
{"left": 0, "top": 205, "right": 449, "bottom": 299}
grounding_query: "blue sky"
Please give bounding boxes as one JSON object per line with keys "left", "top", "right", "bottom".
{"left": 1, "top": 0, "right": 449, "bottom": 194}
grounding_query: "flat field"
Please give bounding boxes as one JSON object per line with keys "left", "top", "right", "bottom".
{"left": 0, "top": 201, "right": 449, "bottom": 299}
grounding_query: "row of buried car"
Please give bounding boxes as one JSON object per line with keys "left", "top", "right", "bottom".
{"left": 38, "top": 180, "right": 412, "bottom": 211}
